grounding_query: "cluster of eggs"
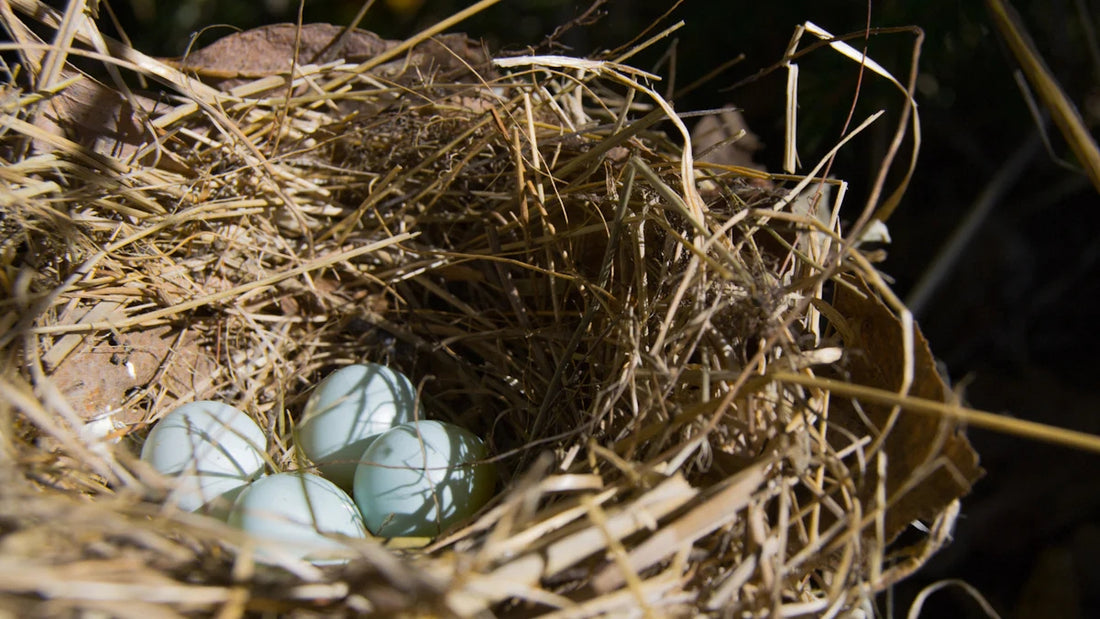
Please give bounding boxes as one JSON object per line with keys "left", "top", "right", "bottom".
{"left": 139, "top": 363, "right": 495, "bottom": 563}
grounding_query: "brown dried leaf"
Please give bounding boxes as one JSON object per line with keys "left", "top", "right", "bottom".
{"left": 175, "top": 23, "right": 387, "bottom": 83}
{"left": 20, "top": 18, "right": 493, "bottom": 162}
{"left": 830, "top": 277, "right": 983, "bottom": 541}
{"left": 2, "top": 4, "right": 160, "bottom": 162}
{"left": 692, "top": 108, "right": 764, "bottom": 170}
{"left": 174, "top": 23, "right": 493, "bottom": 90}
{"left": 46, "top": 307, "right": 217, "bottom": 425}
{"left": 34, "top": 77, "right": 159, "bottom": 162}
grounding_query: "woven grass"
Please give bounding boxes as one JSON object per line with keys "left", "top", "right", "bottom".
{"left": 0, "top": 2, "right": 987, "bottom": 616}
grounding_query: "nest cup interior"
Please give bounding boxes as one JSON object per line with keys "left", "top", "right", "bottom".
{"left": 276, "top": 59, "right": 788, "bottom": 475}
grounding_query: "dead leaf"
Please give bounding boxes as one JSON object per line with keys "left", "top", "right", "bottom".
{"left": 14, "top": 16, "right": 494, "bottom": 163}
{"left": 173, "top": 24, "right": 494, "bottom": 90}
{"left": 692, "top": 108, "right": 764, "bottom": 170}
{"left": 46, "top": 306, "right": 217, "bottom": 425}
{"left": 35, "top": 77, "right": 160, "bottom": 162}
{"left": 2, "top": 4, "right": 160, "bottom": 163}
{"left": 829, "top": 276, "right": 983, "bottom": 542}
{"left": 174, "top": 23, "right": 388, "bottom": 84}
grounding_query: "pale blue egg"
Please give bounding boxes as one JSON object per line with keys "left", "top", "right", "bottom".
{"left": 229, "top": 472, "right": 368, "bottom": 564}
{"left": 140, "top": 401, "right": 266, "bottom": 514}
{"left": 353, "top": 420, "right": 495, "bottom": 538}
{"left": 297, "top": 364, "right": 423, "bottom": 489}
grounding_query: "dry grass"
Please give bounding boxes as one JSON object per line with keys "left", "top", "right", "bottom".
{"left": 0, "top": 1, "right": 1018, "bottom": 616}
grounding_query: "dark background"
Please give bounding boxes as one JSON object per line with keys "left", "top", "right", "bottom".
{"left": 88, "top": 1, "right": 1100, "bottom": 616}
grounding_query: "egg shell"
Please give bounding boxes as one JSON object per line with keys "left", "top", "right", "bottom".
{"left": 140, "top": 401, "right": 267, "bottom": 513}
{"left": 353, "top": 420, "right": 495, "bottom": 538}
{"left": 297, "top": 364, "right": 422, "bottom": 489}
{"left": 229, "top": 472, "right": 368, "bottom": 564}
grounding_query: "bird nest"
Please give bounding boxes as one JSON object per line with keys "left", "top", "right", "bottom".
{"left": 0, "top": 3, "right": 981, "bottom": 616}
